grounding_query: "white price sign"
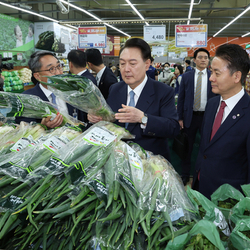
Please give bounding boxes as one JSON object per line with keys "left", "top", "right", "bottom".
{"left": 175, "top": 24, "right": 207, "bottom": 47}
{"left": 144, "top": 25, "right": 166, "bottom": 42}
{"left": 152, "top": 46, "right": 164, "bottom": 56}
{"left": 78, "top": 26, "right": 107, "bottom": 49}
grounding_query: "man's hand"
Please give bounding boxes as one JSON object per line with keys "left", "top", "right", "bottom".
{"left": 41, "top": 113, "right": 63, "bottom": 128}
{"left": 87, "top": 113, "right": 102, "bottom": 124}
{"left": 179, "top": 120, "right": 184, "bottom": 129}
{"left": 115, "top": 104, "right": 144, "bottom": 124}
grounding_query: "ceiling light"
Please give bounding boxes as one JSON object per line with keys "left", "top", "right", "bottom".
{"left": 12, "top": 3, "right": 32, "bottom": 10}
{"left": 214, "top": 4, "right": 250, "bottom": 37}
{"left": 60, "top": 0, "right": 130, "bottom": 37}
{"left": 56, "top": 0, "right": 69, "bottom": 14}
{"left": 187, "top": 0, "right": 194, "bottom": 25}
{"left": 242, "top": 32, "right": 250, "bottom": 37}
{"left": 0, "top": 1, "right": 59, "bottom": 23}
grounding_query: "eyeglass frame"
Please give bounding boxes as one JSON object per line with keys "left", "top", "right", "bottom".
{"left": 33, "top": 63, "right": 63, "bottom": 74}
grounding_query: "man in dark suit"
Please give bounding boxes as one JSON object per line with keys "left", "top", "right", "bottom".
{"left": 86, "top": 48, "right": 117, "bottom": 100}
{"left": 185, "top": 59, "right": 193, "bottom": 72}
{"left": 177, "top": 48, "right": 216, "bottom": 185}
{"left": 193, "top": 44, "right": 250, "bottom": 199}
{"left": 67, "top": 49, "right": 97, "bottom": 85}
{"left": 15, "top": 50, "right": 85, "bottom": 127}
{"left": 88, "top": 38, "right": 180, "bottom": 161}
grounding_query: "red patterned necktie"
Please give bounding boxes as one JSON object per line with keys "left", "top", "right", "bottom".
{"left": 210, "top": 101, "right": 227, "bottom": 141}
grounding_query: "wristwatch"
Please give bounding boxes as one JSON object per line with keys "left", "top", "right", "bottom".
{"left": 141, "top": 113, "right": 148, "bottom": 125}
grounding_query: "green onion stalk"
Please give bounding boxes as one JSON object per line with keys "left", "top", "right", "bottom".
{"left": 0, "top": 92, "right": 79, "bottom": 127}
{"left": 41, "top": 74, "right": 116, "bottom": 122}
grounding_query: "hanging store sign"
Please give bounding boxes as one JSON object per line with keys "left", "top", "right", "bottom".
{"left": 144, "top": 25, "right": 166, "bottom": 42}
{"left": 175, "top": 24, "right": 207, "bottom": 48}
{"left": 152, "top": 46, "right": 164, "bottom": 57}
{"left": 78, "top": 26, "right": 107, "bottom": 49}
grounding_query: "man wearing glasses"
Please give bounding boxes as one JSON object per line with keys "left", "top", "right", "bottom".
{"left": 177, "top": 48, "right": 216, "bottom": 186}
{"left": 16, "top": 50, "right": 85, "bottom": 128}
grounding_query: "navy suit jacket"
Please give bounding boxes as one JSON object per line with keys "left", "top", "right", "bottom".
{"left": 177, "top": 69, "right": 215, "bottom": 128}
{"left": 81, "top": 69, "right": 97, "bottom": 86}
{"left": 15, "top": 84, "right": 86, "bottom": 124}
{"left": 107, "top": 77, "right": 180, "bottom": 160}
{"left": 193, "top": 92, "right": 250, "bottom": 199}
{"left": 99, "top": 67, "right": 117, "bottom": 100}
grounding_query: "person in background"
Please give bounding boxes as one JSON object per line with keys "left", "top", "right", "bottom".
{"left": 173, "top": 64, "right": 183, "bottom": 95}
{"left": 185, "top": 59, "right": 193, "bottom": 72}
{"left": 88, "top": 38, "right": 180, "bottom": 161}
{"left": 15, "top": 50, "right": 85, "bottom": 127}
{"left": 14, "top": 25, "right": 23, "bottom": 47}
{"left": 146, "top": 56, "right": 158, "bottom": 80}
{"left": 177, "top": 48, "right": 216, "bottom": 186}
{"left": 108, "top": 62, "right": 112, "bottom": 68}
{"left": 158, "top": 62, "right": 174, "bottom": 85}
{"left": 86, "top": 48, "right": 117, "bottom": 100}
{"left": 67, "top": 49, "right": 97, "bottom": 85}
{"left": 193, "top": 44, "right": 250, "bottom": 199}
{"left": 0, "top": 73, "right": 4, "bottom": 91}
{"left": 25, "top": 23, "right": 34, "bottom": 44}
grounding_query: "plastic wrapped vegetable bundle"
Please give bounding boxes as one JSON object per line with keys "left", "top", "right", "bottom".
{"left": 0, "top": 91, "right": 80, "bottom": 126}
{"left": 41, "top": 74, "right": 115, "bottom": 122}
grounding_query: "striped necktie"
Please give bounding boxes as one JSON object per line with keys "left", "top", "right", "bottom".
{"left": 125, "top": 90, "right": 135, "bottom": 128}
{"left": 194, "top": 71, "right": 203, "bottom": 110}
{"left": 51, "top": 93, "right": 58, "bottom": 110}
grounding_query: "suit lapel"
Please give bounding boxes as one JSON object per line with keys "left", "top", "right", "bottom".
{"left": 99, "top": 68, "right": 107, "bottom": 86}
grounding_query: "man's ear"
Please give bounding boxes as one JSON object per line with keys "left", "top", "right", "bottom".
{"left": 234, "top": 71, "right": 242, "bottom": 84}
{"left": 33, "top": 72, "right": 41, "bottom": 82}
{"left": 145, "top": 58, "right": 151, "bottom": 71}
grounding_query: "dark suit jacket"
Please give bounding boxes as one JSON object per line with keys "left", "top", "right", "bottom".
{"left": 107, "top": 78, "right": 180, "bottom": 160}
{"left": 15, "top": 84, "right": 86, "bottom": 124}
{"left": 177, "top": 69, "right": 215, "bottom": 128}
{"left": 81, "top": 69, "right": 97, "bottom": 86}
{"left": 193, "top": 92, "right": 250, "bottom": 199}
{"left": 99, "top": 67, "right": 117, "bottom": 100}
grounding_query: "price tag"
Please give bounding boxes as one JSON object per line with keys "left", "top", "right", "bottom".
{"left": 152, "top": 46, "right": 164, "bottom": 57}
{"left": 43, "top": 136, "right": 67, "bottom": 154}
{"left": 175, "top": 24, "right": 207, "bottom": 48}
{"left": 144, "top": 25, "right": 166, "bottom": 42}
{"left": 78, "top": 26, "right": 107, "bottom": 48}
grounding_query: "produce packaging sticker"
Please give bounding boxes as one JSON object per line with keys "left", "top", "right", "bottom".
{"left": 10, "top": 135, "right": 34, "bottom": 152}
{"left": 169, "top": 208, "right": 185, "bottom": 222}
{"left": 213, "top": 207, "right": 230, "bottom": 236}
{"left": 78, "top": 26, "right": 107, "bottom": 48}
{"left": 83, "top": 127, "right": 117, "bottom": 146}
{"left": 126, "top": 144, "right": 144, "bottom": 181}
{"left": 42, "top": 136, "right": 67, "bottom": 154}
{"left": 175, "top": 24, "right": 207, "bottom": 48}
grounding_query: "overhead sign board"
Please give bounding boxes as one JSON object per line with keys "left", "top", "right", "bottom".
{"left": 175, "top": 24, "right": 207, "bottom": 47}
{"left": 144, "top": 25, "right": 166, "bottom": 42}
{"left": 78, "top": 26, "right": 107, "bottom": 49}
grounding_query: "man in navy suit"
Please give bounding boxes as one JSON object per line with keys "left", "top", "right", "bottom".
{"left": 15, "top": 50, "right": 85, "bottom": 127}
{"left": 193, "top": 44, "right": 250, "bottom": 199}
{"left": 177, "top": 48, "right": 216, "bottom": 185}
{"left": 67, "top": 49, "right": 97, "bottom": 85}
{"left": 86, "top": 48, "right": 117, "bottom": 100}
{"left": 88, "top": 38, "right": 180, "bottom": 161}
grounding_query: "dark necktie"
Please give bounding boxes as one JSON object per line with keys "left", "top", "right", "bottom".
{"left": 125, "top": 90, "right": 135, "bottom": 129}
{"left": 210, "top": 101, "right": 227, "bottom": 141}
{"left": 51, "top": 93, "right": 58, "bottom": 110}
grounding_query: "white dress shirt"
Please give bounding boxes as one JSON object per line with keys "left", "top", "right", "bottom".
{"left": 77, "top": 69, "right": 87, "bottom": 75}
{"left": 39, "top": 84, "right": 69, "bottom": 115}
{"left": 193, "top": 68, "right": 208, "bottom": 111}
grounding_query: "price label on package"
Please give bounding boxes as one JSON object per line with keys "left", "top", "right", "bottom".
{"left": 144, "top": 25, "right": 166, "bottom": 42}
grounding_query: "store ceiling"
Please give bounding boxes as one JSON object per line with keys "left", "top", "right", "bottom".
{"left": 1, "top": 0, "right": 250, "bottom": 38}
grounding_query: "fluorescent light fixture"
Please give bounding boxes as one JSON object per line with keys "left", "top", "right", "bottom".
{"left": 187, "top": 0, "right": 194, "bottom": 25}
{"left": 0, "top": 1, "right": 59, "bottom": 23}
{"left": 63, "top": 24, "right": 78, "bottom": 30}
{"left": 60, "top": 0, "right": 130, "bottom": 37}
{"left": 242, "top": 32, "right": 250, "bottom": 37}
{"left": 214, "top": 4, "right": 250, "bottom": 37}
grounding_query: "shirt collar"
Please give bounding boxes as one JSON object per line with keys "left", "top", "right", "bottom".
{"left": 221, "top": 87, "right": 245, "bottom": 111}
{"left": 127, "top": 75, "right": 148, "bottom": 97}
{"left": 96, "top": 66, "right": 106, "bottom": 79}
{"left": 39, "top": 83, "right": 52, "bottom": 99}
{"left": 77, "top": 69, "right": 87, "bottom": 75}
{"left": 195, "top": 68, "right": 207, "bottom": 74}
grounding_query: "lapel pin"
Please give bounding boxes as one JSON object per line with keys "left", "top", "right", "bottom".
{"left": 232, "top": 115, "right": 236, "bottom": 119}
{"left": 237, "top": 114, "right": 240, "bottom": 117}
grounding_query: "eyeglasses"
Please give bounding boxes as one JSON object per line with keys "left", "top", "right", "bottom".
{"left": 34, "top": 64, "right": 63, "bottom": 74}
{"left": 197, "top": 56, "right": 209, "bottom": 60}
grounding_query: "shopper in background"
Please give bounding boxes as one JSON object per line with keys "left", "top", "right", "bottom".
{"left": 25, "top": 23, "right": 34, "bottom": 44}
{"left": 146, "top": 56, "right": 158, "bottom": 80}
{"left": 177, "top": 48, "right": 216, "bottom": 186}
{"left": 158, "top": 62, "right": 174, "bottom": 85}
{"left": 185, "top": 59, "right": 193, "bottom": 72}
{"left": 86, "top": 48, "right": 117, "bottom": 100}
{"left": 173, "top": 64, "right": 183, "bottom": 95}
{"left": 67, "top": 49, "right": 97, "bottom": 85}
{"left": 15, "top": 50, "right": 85, "bottom": 127}
{"left": 88, "top": 38, "right": 180, "bottom": 161}
{"left": 193, "top": 44, "right": 250, "bottom": 199}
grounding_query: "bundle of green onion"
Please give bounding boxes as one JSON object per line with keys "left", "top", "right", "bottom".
{"left": 0, "top": 92, "right": 78, "bottom": 127}
{"left": 41, "top": 74, "right": 115, "bottom": 122}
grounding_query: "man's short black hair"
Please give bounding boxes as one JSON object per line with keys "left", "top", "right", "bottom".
{"left": 120, "top": 38, "right": 151, "bottom": 61}
{"left": 193, "top": 48, "right": 210, "bottom": 59}
{"left": 215, "top": 44, "right": 250, "bottom": 85}
{"left": 185, "top": 59, "right": 191, "bottom": 65}
{"left": 164, "top": 62, "right": 170, "bottom": 67}
{"left": 67, "top": 49, "right": 87, "bottom": 68}
{"left": 85, "top": 48, "right": 103, "bottom": 66}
